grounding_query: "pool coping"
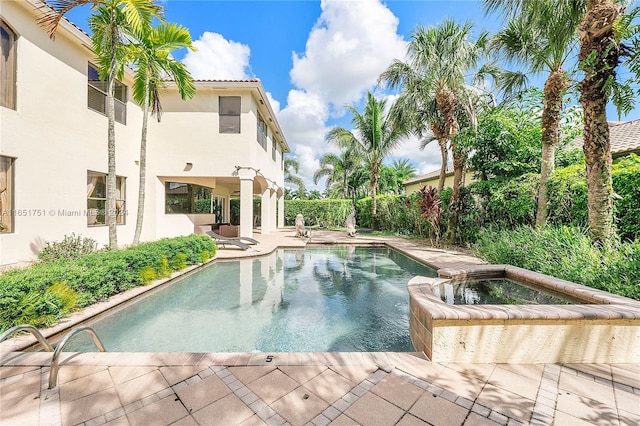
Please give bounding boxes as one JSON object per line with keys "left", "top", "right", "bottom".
{"left": 408, "top": 264, "right": 640, "bottom": 322}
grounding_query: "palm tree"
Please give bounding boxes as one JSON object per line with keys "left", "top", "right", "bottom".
{"left": 385, "top": 20, "right": 489, "bottom": 242}
{"left": 38, "top": 0, "right": 162, "bottom": 249}
{"left": 577, "top": 0, "right": 629, "bottom": 242}
{"left": 313, "top": 148, "right": 361, "bottom": 198}
{"left": 484, "top": 0, "right": 639, "bottom": 242}
{"left": 326, "top": 92, "right": 410, "bottom": 227}
{"left": 130, "top": 22, "right": 196, "bottom": 245}
{"left": 284, "top": 157, "right": 306, "bottom": 192}
{"left": 381, "top": 71, "right": 450, "bottom": 193}
{"left": 489, "top": 0, "right": 582, "bottom": 226}
{"left": 389, "top": 159, "right": 417, "bottom": 193}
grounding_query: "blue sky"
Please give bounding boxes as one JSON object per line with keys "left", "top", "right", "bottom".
{"left": 65, "top": 0, "right": 640, "bottom": 190}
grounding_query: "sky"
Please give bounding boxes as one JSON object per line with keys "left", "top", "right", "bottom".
{"left": 65, "top": 0, "right": 640, "bottom": 191}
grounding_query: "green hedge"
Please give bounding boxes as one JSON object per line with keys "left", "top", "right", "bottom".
{"left": 355, "top": 195, "right": 417, "bottom": 232}
{"left": 0, "top": 235, "right": 216, "bottom": 332}
{"left": 284, "top": 199, "right": 353, "bottom": 227}
{"left": 448, "top": 154, "right": 640, "bottom": 243}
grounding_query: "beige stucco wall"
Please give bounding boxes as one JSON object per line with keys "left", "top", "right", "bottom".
{"left": 0, "top": 1, "right": 285, "bottom": 266}
{"left": 410, "top": 310, "right": 640, "bottom": 364}
{"left": 1, "top": 0, "right": 143, "bottom": 265}
{"left": 404, "top": 170, "right": 475, "bottom": 194}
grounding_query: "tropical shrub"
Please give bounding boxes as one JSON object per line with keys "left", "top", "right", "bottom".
{"left": 445, "top": 155, "right": 640, "bottom": 244}
{"left": 38, "top": 233, "right": 98, "bottom": 262}
{"left": 0, "top": 234, "right": 216, "bottom": 332}
{"left": 473, "top": 226, "right": 640, "bottom": 300}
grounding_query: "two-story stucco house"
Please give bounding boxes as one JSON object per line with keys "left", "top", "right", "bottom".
{"left": 0, "top": 0, "right": 289, "bottom": 267}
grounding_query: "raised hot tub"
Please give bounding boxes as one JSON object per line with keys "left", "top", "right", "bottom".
{"left": 408, "top": 264, "right": 640, "bottom": 363}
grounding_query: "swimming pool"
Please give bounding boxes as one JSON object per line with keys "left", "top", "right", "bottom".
{"left": 66, "top": 246, "right": 437, "bottom": 352}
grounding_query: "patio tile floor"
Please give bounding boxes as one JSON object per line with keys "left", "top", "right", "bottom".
{"left": 1, "top": 351, "right": 638, "bottom": 425}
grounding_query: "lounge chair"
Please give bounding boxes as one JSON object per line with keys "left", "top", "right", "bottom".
{"left": 206, "top": 230, "right": 259, "bottom": 245}
{"left": 206, "top": 232, "right": 250, "bottom": 250}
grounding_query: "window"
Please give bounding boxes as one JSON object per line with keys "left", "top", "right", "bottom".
{"left": 86, "top": 171, "right": 126, "bottom": 226}
{"left": 257, "top": 113, "right": 267, "bottom": 150}
{"left": 88, "top": 63, "right": 127, "bottom": 124}
{"left": 272, "top": 140, "right": 277, "bottom": 161}
{"left": 165, "top": 182, "right": 218, "bottom": 216}
{"left": 1, "top": 21, "right": 17, "bottom": 110}
{"left": 219, "top": 96, "right": 241, "bottom": 133}
{"left": 0, "top": 156, "right": 14, "bottom": 233}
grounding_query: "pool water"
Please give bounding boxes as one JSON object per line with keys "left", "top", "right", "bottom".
{"left": 435, "top": 279, "right": 586, "bottom": 305}
{"left": 66, "top": 246, "right": 437, "bottom": 352}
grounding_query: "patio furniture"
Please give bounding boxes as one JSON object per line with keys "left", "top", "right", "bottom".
{"left": 206, "top": 230, "right": 259, "bottom": 245}
{"left": 219, "top": 224, "right": 240, "bottom": 238}
{"left": 207, "top": 233, "right": 250, "bottom": 251}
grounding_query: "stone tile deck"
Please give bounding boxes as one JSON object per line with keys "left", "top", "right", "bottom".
{"left": 1, "top": 229, "right": 639, "bottom": 425}
{"left": 1, "top": 351, "right": 638, "bottom": 425}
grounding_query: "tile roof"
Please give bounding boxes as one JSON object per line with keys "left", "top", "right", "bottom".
{"left": 570, "top": 120, "right": 640, "bottom": 157}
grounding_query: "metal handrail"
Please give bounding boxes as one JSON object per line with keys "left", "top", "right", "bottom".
{"left": 49, "top": 326, "right": 106, "bottom": 389}
{"left": 0, "top": 325, "right": 54, "bottom": 352}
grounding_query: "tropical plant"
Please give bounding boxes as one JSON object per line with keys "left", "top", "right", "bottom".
{"left": 487, "top": 0, "right": 583, "bottom": 226}
{"left": 284, "top": 157, "right": 306, "bottom": 192}
{"left": 325, "top": 92, "right": 410, "bottom": 227}
{"left": 413, "top": 185, "right": 442, "bottom": 242}
{"left": 129, "top": 22, "right": 196, "bottom": 245}
{"left": 578, "top": 1, "right": 639, "bottom": 242}
{"left": 381, "top": 19, "right": 490, "bottom": 242}
{"left": 381, "top": 68, "right": 450, "bottom": 192}
{"left": 389, "top": 159, "right": 417, "bottom": 193}
{"left": 313, "top": 148, "right": 362, "bottom": 198}
{"left": 484, "top": 0, "right": 640, "bottom": 242}
{"left": 38, "top": 0, "right": 163, "bottom": 249}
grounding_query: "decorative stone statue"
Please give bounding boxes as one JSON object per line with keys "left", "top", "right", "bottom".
{"left": 346, "top": 207, "right": 356, "bottom": 237}
{"left": 295, "top": 214, "right": 310, "bottom": 238}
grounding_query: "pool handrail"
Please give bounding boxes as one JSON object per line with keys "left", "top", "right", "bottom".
{"left": 0, "top": 324, "right": 54, "bottom": 352}
{"left": 49, "top": 326, "right": 106, "bottom": 389}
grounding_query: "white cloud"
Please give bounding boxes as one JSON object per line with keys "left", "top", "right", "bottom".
{"left": 278, "top": 0, "right": 409, "bottom": 190}
{"left": 182, "top": 32, "right": 251, "bottom": 80}
{"left": 389, "top": 133, "right": 444, "bottom": 176}
{"left": 290, "top": 0, "right": 407, "bottom": 108}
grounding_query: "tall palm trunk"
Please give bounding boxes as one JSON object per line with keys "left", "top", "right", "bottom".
{"left": 370, "top": 163, "right": 379, "bottom": 229}
{"left": 536, "top": 69, "right": 568, "bottom": 226}
{"left": 430, "top": 121, "right": 448, "bottom": 193}
{"left": 106, "top": 18, "right": 118, "bottom": 250}
{"left": 436, "top": 87, "right": 461, "bottom": 243}
{"left": 343, "top": 173, "right": 348, "bottom": 199}
{"left": 578, "top": 0, "right": 620, "bottom": 242}
{"left": 133, "top": 74, "right": 150, "bottom": 245}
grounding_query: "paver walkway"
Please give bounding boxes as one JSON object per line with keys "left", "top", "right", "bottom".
{"left": 1, "top": 229, "right": 639, "bottom": 425}
{"left": 2, "top": 351, "right": 639, "bottom": 426}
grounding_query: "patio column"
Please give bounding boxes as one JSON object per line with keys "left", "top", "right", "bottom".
{"left": 238, "top": 169, "right": 254, "bottom": 239}
{"left": 261, "top": 187, "right": 271, "bottom": 235}
{"left": 270, "top": 187, "right": 277, "bottom": 231}
{"left": 278, "top": 194, "right": 285, "bottom": 228}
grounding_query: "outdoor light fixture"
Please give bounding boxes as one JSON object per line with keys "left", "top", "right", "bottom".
{"left": 184, "top": 162, "right": 193, "bottom": 171}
